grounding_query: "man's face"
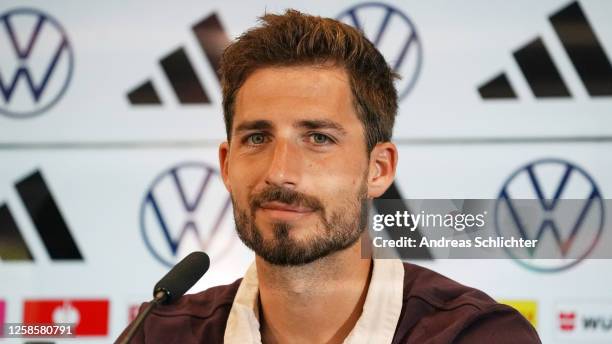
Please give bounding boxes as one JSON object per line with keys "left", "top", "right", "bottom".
{"left": 219, "top": 65, "right": 371, "bottom": 266}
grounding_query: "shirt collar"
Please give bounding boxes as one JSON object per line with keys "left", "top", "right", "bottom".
{"left": 224, "top": 258, "right": 404, "bottom": 343}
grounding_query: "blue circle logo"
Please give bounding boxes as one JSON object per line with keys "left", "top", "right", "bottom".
{"left": 337, "top": 2, "right": 422, "bottom": 100}
{"left": 140, "top": 162, "right": 235, "bottom": 267}
{"left": 0, "top": 8, "right": 74, "bottom": 118}
{"left": 495, "top": 158, "right": 604, "bottom": 272}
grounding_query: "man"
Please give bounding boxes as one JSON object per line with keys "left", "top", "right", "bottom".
{"left": 121, "top": 10, "right": 540, "bottom": 343}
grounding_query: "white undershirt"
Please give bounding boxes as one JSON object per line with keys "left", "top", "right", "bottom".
{"left": 224, "top": 258, "right": 405, "bottom": 344}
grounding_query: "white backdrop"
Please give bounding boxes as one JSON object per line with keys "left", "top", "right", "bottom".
{"left": 1, "top": 1, "right": 611, "bottom": 343}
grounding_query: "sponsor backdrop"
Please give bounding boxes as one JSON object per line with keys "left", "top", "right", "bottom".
{"left": 1, "top": 0, "right": 611, "bottom": 343}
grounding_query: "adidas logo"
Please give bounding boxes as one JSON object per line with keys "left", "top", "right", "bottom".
{"left": 478, "top": 1, "right": 612, "bottom": 99}
{"left": 374, "top": 182, "right": 433, "bottom": 260}
{"left": 0, "top": 170, "right": 82, "bottom": 261}
{"left": 127, "top": 13, "right": 230, "bottom": 105}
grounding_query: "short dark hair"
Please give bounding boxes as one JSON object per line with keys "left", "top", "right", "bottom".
{"left": 219, "top": 9, "right": 398, "bottom": 152}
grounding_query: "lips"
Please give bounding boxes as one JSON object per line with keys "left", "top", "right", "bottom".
{"left": 259, "top": 201, "right": 314, "bottom": 213}
{"left": 257, "top": 202, "right": 315, "bottom": 222}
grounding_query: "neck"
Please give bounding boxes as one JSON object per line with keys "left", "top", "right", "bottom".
{"left": 256, "top": 238, "right": 372, "bottom": 344}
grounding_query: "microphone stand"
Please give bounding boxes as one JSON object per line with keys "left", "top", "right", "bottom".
{"left": 117, "top": 289, "right": 168, "bottom": 344}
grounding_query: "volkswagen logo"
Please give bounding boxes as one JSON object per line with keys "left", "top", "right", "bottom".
{"left": 495, "top": 158, "right": 604, "bottom": 272}
{"left": 0, "top": 8, "right": 74, "bottom": 118}
{"left": 337, "top": 2, "right": 422, "bottom": 100}
{"left": 140, "top": 162, "right": 235, "bottom": 267}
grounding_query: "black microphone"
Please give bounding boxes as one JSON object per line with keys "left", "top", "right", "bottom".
{"left": 117, "top": 251, "right": 210, "bottom": 344}
{"left": 153, "top": 251, "right": 210, "bottom": 304}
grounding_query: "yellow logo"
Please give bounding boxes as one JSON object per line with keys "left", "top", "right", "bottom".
{"left": 498, "top": 300, "right": 538, "bottom": 328}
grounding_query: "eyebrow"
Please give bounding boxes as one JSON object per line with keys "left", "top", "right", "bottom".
{"left": 233, "top": 118, "right": 347, "bottom": 135}
{"left": 294, "top": 119, "right": 347, "bottom": 135}
{"left": 234, "top": 120, "right": 273, "bottom": 134}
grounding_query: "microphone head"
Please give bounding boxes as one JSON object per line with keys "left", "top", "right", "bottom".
{"left": 153, "top": 251, "right": 210, "bottom": 304}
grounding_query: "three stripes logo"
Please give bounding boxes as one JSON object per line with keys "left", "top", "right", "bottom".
{"left": 374, "top": 183, "right": 433, "bottom": 260}
{"left": 0, "top": 170, "right": 82, "bottom": 261}
{"left": 478, "top": 1, "right": 612, "bottom": 99}
{"left": 126, "top": 13, "right": 230, "bottom": 105}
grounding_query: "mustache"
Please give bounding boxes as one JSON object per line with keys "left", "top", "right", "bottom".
{"left": 250, "top": 185, "right": 324, "bottom": 212}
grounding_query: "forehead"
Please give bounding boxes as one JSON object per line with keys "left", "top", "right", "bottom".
{"left": 233, "top": 65, "right": 361, "bottom": 131}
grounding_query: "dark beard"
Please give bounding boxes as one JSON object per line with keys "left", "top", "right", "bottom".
{"left": 232, "top": 182, "right": 369, "bottom": 266}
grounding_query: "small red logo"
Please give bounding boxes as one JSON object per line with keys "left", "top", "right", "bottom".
{"left": 128, "top": 304, "right": 141, "bottom": 323}
{"left": 23, "top": 299, "right": 109, "bottom": 336}
{"left": 559, "top": 311, "right": 576, "bottom": 332}
{"left": 0, "top": 300, "right": 6, "bottom": 336}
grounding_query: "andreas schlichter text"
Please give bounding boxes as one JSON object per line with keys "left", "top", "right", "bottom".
{"left": 373, "top": 236, "right": 538, "bottom": 248}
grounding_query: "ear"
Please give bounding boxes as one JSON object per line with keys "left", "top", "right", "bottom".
{"left": 366, "top": 142, "right": 398, "bottom": 198}
{"left": 218, "top": 141, "right": 231, "bottom": 193}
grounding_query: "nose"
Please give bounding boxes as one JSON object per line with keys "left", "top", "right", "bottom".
{"left": 264, "top": 138, "right": 301, "bottom": 189}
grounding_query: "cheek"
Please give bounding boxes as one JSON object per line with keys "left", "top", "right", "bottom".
{"left": 227, "top": 169, "right": 256, "bottom": 204}
{"left": 228, "top": 154, "right": 256, "bottom": 181}
{"left": 308, "top": 159, "right": 367, "bottom": 199}
{"left": 309, "top": 153, "right": 367, "bottom": 181}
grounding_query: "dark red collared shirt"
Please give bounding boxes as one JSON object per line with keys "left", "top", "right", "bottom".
{"left": 117, "top": 262, "right": 541, "bottom": 343}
